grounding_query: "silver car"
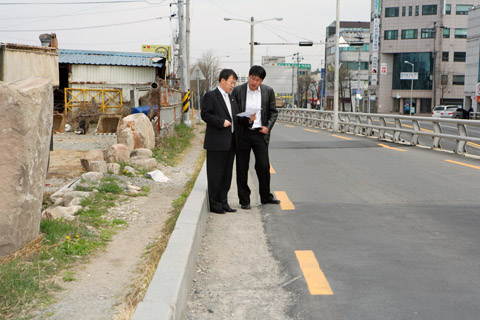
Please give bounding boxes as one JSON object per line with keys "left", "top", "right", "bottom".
{"left": 432, "top": 105, "right": 464, "bottom": 118}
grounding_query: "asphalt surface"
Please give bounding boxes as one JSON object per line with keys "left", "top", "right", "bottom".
{"left": 261, "top": 122, "right": 480, "bottom": 319}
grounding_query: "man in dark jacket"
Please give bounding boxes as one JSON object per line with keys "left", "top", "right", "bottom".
{"left": 232, "top": 65, "right": 280, "bottom": 209}
{"left": 201, "top": 69, "right": 254, "bottom": 213}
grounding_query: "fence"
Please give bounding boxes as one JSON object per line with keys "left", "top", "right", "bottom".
{"left": 65, "top": 88, "right": 123, "bottom": 115}
{"left": 278, "top": 109, "right": 480, "bottom": 155}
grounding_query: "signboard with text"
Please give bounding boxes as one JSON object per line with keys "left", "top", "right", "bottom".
{"left": 400, "top": 72, "right": 419, "bottom": 80}
{"left": 141, "top": 45, "right": 172, "bottom": 61}
{"left": 277, "top": 63, "right": 311, "bottom": 69}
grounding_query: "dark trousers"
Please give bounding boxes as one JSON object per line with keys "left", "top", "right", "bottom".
{"left": 206, "top": 137, "right": 235, "bottom": 212}
{"left": 236, "top": 129, "right": 273, "bottom": 205}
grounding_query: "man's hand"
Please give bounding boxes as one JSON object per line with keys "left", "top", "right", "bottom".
{"left": 249, "top": 114, "right": 256, "bottom": 123}
{"left": 259, "top": 126, "right": 269, "bottom": 134}
{"left": 224, "top": 120, "right": 232, "bottom": 127}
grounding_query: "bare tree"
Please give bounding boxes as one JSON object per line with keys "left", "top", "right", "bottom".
{"left": 190, "top": 51, "right": 221, "bottom": 99}
{"left": 326, "top": 64, "right": 352, "bottom": 111}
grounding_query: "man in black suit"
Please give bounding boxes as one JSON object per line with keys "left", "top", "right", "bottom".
{"left": 201, "top": 69, "right": 251, "bottom": 214}
{"left": 232, "top": 65, "right": 280, "bottom": 209}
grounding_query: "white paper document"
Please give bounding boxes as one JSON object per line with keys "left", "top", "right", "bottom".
{"left": 237, "top": 109, "right": 260, "bottom": 117}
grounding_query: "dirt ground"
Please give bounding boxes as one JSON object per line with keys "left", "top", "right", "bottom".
{"left": 32, "top": 123, "right": 205, "bottom": 320}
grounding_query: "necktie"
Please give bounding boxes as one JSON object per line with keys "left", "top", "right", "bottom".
{"left": 223, "top": 93, "right": 233, "bottom": 132}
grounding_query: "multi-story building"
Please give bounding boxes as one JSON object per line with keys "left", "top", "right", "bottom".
{"left": 464, "top": 6, "right": 480, "bottom": 111}
{"left": 325, "top": 21, "right": 371, "bottom": 112}
{"left": 369, "top": 0, "right": 479, "bottom": 114}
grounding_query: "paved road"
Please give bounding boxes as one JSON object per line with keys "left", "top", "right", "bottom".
{"left": 264, "top": 122, "right": 480, "bottom": 319}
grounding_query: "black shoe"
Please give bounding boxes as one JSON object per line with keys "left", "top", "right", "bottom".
{"left": 223, "top": 206, "right": 237, "bottom": 213}
{"left": 211, "top": 209, "right": 225, "bottom": 214}
{"left": 241, "top": 204, "right": 251, "bottom": 210}
{"left": 262, "top": 198, "right": 281, "bottom": 205}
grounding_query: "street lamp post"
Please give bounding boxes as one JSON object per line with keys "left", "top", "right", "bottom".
{"left": 224, "top": 16, "right": 283, "bottom": 67}
{"left": 405, "top": 60, "right": 414, "bottom": 116}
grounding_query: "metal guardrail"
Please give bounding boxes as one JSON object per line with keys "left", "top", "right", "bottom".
{"left": 278, "top": 108, "right": 480, "bottom": 154}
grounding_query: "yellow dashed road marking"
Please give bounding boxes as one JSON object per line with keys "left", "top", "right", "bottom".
{"left": 401, "top": 124, "right": 434, "bottom": 133}
{"left": 467, "top": 142, "right": 480, "bottom": 150}
{"left": 285, "top": 124, "right": 295, "bottom": 128}
{"left": 444, "top": 160, "right": 480, "bottom": 170}
{"left": 378, "top": 143, "right": 407, "bottom": 152}
{"left": 270, "top": 164, "right": 276, "bottom": 174}
{"left": 295, "top": 250, "right": 333, "bottom": 295}
{"left": 274, "top": 191, "right": 295, "bottom": 210}
{"left": 331, "top": 134, "right": 352, "bottom": 140}
{"left": 304, "top": 128, "right": 319, "bottom": 133}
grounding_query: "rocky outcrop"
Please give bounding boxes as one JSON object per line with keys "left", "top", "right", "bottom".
{"left": 0, "top": 77, "right": 53, "bottom": 257}
{"left": 104, "top": 144, "right": 129, "bottom": 163}
{"left": 117, "top": 113, "right": 155, "bottom": 151}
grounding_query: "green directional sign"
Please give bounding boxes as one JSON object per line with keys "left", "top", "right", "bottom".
{"left": 277, "top": 63, "right": 311, "bottom": 70}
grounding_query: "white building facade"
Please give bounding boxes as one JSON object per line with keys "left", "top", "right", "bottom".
{"left": 325, "top": 21, "right": 371, "bottom": 112}
{"left": 370, "top": 0, "right": 480, "bottom": 114}
{"left": 464, "top": 6, "right": 480, "bottom": 111}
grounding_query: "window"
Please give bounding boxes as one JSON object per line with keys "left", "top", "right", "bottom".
{"left": 385, "top": 7, "right": 400, "bottom": 17}
{"left": 402, "top": 6, "right": 406, "bottom": 16}
{"left": 345, "top": 62, "right": 369, "bottom": 70}
{"left": 454, "top": 52, "right": 466, "bottom": 62}
{"left": 452, "top": 75, "right": 465, "bottom": 85}
{"left": 409, "top": 5, "right": 413, "bottom": 15}
{"left": 441, "top": 74, "right": 448, "bottom": 85}
{"left": 327, "top": 46, "right": 335, "bottom": 55}
{"left": 392, "top": 53, "right": 432, "bottom": 90}
{"left": 422, "top": 5, "right": 437, "bottom": 15}
{"left": 445, "top": 4, "right": 451, "bottom": 14}
{"left": 384, "top": 30, "right": 398, "bottom": 40}
{"left": 443, "top": 27, "right": 450, "bottom": 38}
{"left": 401, "top": 29, "right": 418, "bottom": 39}
{"left": 415, "top": 5, "right": 419, "bottom": 15}
{"left": 456, "top": 4, "right": 472, "bottom": 15}
{"left": 442, "top": 52, "right": 449, "bottom": 61}
{"left": 421, "top": 28, "right": 435, "bottom": 38}
{"left": 455, "top": 28, "right": 467, "bottom": 38}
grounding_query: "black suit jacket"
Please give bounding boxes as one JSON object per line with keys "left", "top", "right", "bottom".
{"left": 231, "top": 83, "right": 278, "bottom": 144}
{"left": 201, "top": 88, "right": 239, "bottom": 151}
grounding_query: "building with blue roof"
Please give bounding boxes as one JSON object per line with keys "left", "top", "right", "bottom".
{"left": 58, "top": 49, "right": 166, "bottom": 108}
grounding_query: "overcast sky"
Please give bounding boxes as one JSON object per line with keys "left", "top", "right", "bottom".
{"left": 0, "top": 0, "right": 370, "bottom": 76}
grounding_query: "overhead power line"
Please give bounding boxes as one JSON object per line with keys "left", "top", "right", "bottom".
{"left": 0, "top": 0, "right": 165, "bottom": 5}
{"left": 0, "top": 14, "right": 175, "bottom": 32}
{"left": 0, "top": 3, "right": 167, "bottom": 19}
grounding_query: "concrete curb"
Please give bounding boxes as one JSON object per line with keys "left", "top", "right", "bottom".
{"left": 133, "top": 163, "right": 208, "bottom": 320}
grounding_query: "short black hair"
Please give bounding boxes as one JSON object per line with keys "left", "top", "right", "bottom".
{"left": 218, "top": 69, "right": 238, "bottom": 82}
{"left": 248, "top": 65, "right": 266, "bottom": 80}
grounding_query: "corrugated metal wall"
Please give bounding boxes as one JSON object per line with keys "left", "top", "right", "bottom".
{"left": 69, "top": 65, "right": 156, "bottom": 103}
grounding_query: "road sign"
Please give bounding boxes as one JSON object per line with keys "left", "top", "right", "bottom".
{"left": 141, "top": 44, "right": 171, "bottom": 61}
{"left": 476, "top": 83, "right": 480, "bottom": 96}
{"left": 277, "top": 63, "right": 311, "bottom": 70}
{"left": 190, "top": 66, "right": 206, "bottom": 81}
{"left": 400, "top": 72, "right": 418, "bottom": 80}
{"left": 380, "top": 63, "right": 387, "bottom": 74}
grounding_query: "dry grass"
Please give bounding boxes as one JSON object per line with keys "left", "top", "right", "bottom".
{"left": 113, "top": 150, "right": 205, "bottom": 320}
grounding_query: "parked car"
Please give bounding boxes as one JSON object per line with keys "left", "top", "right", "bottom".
{"left": 432, "top": 105, "right": 465, "bottom": 118}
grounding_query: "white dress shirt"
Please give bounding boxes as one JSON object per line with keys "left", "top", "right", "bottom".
{"left": 246, "top": 85, "right": 262, "bottom": 128}
{"left": 218, "top": 86, "right": 233, "bottom": 132}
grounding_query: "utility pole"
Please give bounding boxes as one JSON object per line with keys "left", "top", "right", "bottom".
{"left": 293, "top": 52, "right": 303, "bottom": 107}
{"left": 333, "top": 1, "right": 340, "bottom": 132}
{"left": 178, "top": 0, "right": 191, "bottom": 126}
{"left": 186, "top": 0, "right": 190, "bottom": 78}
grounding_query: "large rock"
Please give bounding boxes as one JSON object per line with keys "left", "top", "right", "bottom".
{"left": 117, "top": 113, "right": 155, "bottom": 152}
{"left": 129, "top": 158, "right": 158, "bottom": 171}
{"left": 88, "top": 161, "right": 107, "bottom": 173}
{"left": 104, "top": 143, "right": 129, "bottom": 163}
{"left": 80, "top": 149, "right": 104, "bottom": 171}
{"left": 0, "top": 77, "right": 53, "bottom": 256}
{"left": 130, "top": 148, "right": 153, "bottom": 158}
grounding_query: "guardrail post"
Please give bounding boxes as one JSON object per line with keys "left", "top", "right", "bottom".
{"left": 411, "top": 120, "right": 420, "bottom": 145}
{"left": 366, "top": 116, "right": 373, "bottom": 136}
{"left": 393, "top": 118, "right": 402, "bottom": 142}
{"left": 456, "top": 123, "right": 467, "bottom": 154}
{"left": 432, "top": 122, "right": 442, "bottom": 148}
{"left": 354, "top": 115, "right": 362, "bottom": 135}
{"left": 378, "top": 117, "right": 386, "bottom": 140}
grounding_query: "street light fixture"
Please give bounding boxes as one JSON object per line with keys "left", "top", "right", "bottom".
{"left": 224, "top": 16, "right": 283, "bottom": 67}
{"left": 404, "top": 60, "right": 414, "bottom": 116}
